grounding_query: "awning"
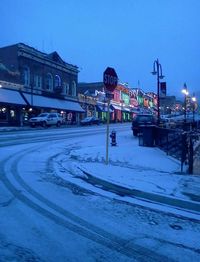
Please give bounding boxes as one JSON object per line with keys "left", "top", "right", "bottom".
{"left": 131, "top": 108, "right": 140, "bottom": 113}
{"left": 0, "top": 88, "right": 27, "bottom": 106}
{"left": 110, "top": 104, "right": 122, "bottom": 110}
{"left": 122, "top": 108, "right": 130, "bottom": 112}
{"left": 110, "top": 104, "right": 130, "bottom": 112}
{"left": 22, "top": 93, "right": 85, "bottom": 112}
{"left": 96, "top": 105, "right": 113, "bottom": 112}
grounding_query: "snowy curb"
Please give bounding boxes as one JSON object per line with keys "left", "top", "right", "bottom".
{"left": 75, "top": 166, "right": 200, "bottom": 215}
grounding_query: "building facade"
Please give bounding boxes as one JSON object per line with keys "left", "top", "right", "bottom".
{"left": 77, "top": 82, "right": 157, "bottom": 123}
{"left": 0, "top": 43, "right": 84, "bottom": 126}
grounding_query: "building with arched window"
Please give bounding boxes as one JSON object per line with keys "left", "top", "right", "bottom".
{"left": 45, "top": 73, "right": 53, "bottom": 91}
{"left": 22, "top": 66, "right": 30, "bottom": 87}
{"left": 71, "top": 81, "right": 77, "bottom": 97}
{"left": 54, "top": 74, "right": 61, "bottom": 92}
{"left": 0, "top": 43, "right": 84, "bottom": 126}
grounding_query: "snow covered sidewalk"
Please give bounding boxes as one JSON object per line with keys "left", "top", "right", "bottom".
{"left": 56, "top": 131, "right": 200, "bottom": 217}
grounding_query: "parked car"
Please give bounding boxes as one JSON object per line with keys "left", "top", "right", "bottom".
{"left": 29, "top": 113, "right": 63, "bottom": 127}
{"left": 161, "top": 118, "right": 176, "bottom": 128}
{"left": 131, "top": 114, "right": 156, "bottom": 136}
{"left": 80, "top": 116, "right": 101, "bottom": 126}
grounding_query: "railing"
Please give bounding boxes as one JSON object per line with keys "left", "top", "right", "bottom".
{"left": 154, "top": 127, "right": 183, "bottom": 159}
{"left": 154, "top": 126, "right": 200, "bottom": 174}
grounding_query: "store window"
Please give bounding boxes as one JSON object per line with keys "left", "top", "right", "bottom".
{"left": 10, "top": 109, "right": 16, "bottom": 119}
{"left": 0, "top": 107, "right": 7, "bottom": 121}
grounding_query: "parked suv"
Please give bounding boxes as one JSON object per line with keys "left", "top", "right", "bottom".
{"left": 29, "top": 113, "right": 63, "bottom": 127}
{"left": 131, "top": 114, "right": 156, "bottom": 136}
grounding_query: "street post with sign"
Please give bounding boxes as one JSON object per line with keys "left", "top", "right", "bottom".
{"left": 103, "top": 67, "right": 118, "bottom": 165}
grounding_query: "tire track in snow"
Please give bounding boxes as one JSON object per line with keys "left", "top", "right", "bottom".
{"left": 0, "top": 142, "right": 172, "bottom": 262}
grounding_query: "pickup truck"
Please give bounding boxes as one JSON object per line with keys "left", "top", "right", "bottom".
{"left": 132, "top": 114, "right": 156, "bottom": 136}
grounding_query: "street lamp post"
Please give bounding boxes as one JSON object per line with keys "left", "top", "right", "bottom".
{"left": 191, "top": 93, "right": 196, "bottom": 125}
{"left": 120, "top": 99, "right": 124, "bottom": 122}
{"left": 182, "top": 83, "right": 189, "bottom": 124}
{"left": 151, "top": 59, "right": 164, "bottom": 125}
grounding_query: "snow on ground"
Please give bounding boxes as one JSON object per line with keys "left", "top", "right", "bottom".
{"left": 0, "top": 126, "right": 200, "bottom": 261}
{"left": 54, "top": 129, "right": 200, "bottom": 216}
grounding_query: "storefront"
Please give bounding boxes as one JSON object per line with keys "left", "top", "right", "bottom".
{"left": 0, "top": 88, "right": 85, "bottom": 126}
{"left": 96, "top": 104, "right": 113, "bottom": 123}
{"left": 0, "top": 88, "right": 27, "bottom": 126}
{"left": 78, "top": 94, "right": 97, "bottom": 120}
{"left": 122, "top": 108, "right": 131, "bottom": 121}
{"left": 110, "top": 104, "right": 122, "bottom": 122}
{"left": 21, "top": 92, "right": 85, "bottom": 125}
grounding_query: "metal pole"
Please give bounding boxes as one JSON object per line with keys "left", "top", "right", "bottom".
{"left": 193, "top": 101, "right": 195, "bottom": 125}
{"left": 181, "top": 132, "right": 187, "bottom": 173}
{"left": 31, "top": 84, "right": 33, "bottom": 107}
{"left": 184, "top": 94, "right": 186, "bottom": 123}
{"left": 188, "top": 137, "right": 193, "bottom": 174}
{"left": 156, "top": 60, "right": 160, "bottom": 125}
{"left": 106, "top": 99, "right": 110, "bottom": 165}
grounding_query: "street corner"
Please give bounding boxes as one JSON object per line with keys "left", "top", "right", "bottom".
{"left": 180, "top": 179, "right": 200, "bottom": 203}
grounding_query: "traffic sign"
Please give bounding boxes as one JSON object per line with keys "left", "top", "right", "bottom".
{"left": 103, "top": 67, "right": 118, "bottom": 92}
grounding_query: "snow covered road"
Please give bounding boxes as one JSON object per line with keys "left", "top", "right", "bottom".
{"left": 0, "top": 124, "right": 200, "bottom": 261}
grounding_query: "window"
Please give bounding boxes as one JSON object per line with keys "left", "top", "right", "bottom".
{"left": 71, "top": 81, "right": 76, "bottom": 96}
{"left": 10, "top": 109, "right": 16, "bottom": 119}
{"left": 22, "top": 66, "right": 30, "bottom": 86}
{"left": 66, "top": 84, "right": 69, "bottom": 95}
{"left": 62, "top": 83, "right": 69, "bottom": 95}
{"left": 0, "top": 107, "right": 7, "bottom": 121}
{"left": 45, "top": 73, "right": 53, "bottom": 91}
{"left": 34, "top": 75, "right": 42, "bottom": 89}
{"left": 54, "top": 75, "right": 61, "bottom": 89}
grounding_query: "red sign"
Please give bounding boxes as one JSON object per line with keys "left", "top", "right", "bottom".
{"left": 160, "top": 82, "right": 167, "bottom": 96}
{"left": 103, "top": 67, "right": 118, "bottom": 92}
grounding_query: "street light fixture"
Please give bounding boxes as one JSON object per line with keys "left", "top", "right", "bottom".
{"left": 151, "top": 59, "right": 164, "bottom": 125}
{"left": 181, "top": 83, "right": 189, "bottom": 123}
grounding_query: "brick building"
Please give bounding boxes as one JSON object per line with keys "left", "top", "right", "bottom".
{"left": 0, "top": 43, "right": 84, "bottom": 126}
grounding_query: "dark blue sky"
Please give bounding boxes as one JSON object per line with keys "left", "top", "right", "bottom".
{"left": 1, "top": 0, "right": 200, "bottom": 99}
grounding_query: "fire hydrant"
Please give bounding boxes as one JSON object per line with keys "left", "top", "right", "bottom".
{"left": 110, "top": 130, "right": 117, "bottom": 146}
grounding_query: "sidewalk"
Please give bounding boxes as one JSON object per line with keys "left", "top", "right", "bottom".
{"left": 0, "top": 126, "right": 31, "bottom": 132}
{"left": 0, "top": 124, "right": 76, "bottom": 132}
{"left": 55, "top": 131, "right": 200, "bottom": 219}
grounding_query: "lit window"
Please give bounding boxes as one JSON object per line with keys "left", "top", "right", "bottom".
{"left": 10, "top": 110, "right": 16, "bottom": 118}
{"left": 0, "top": 107, "right": 7, "bottom": 120}
{"left": 54, "top": 75, "right": 61, "bottom": 90}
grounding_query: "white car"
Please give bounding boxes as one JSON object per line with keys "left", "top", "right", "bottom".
{"left": 29, "top": 113, "right": 63, "bottom": 127}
